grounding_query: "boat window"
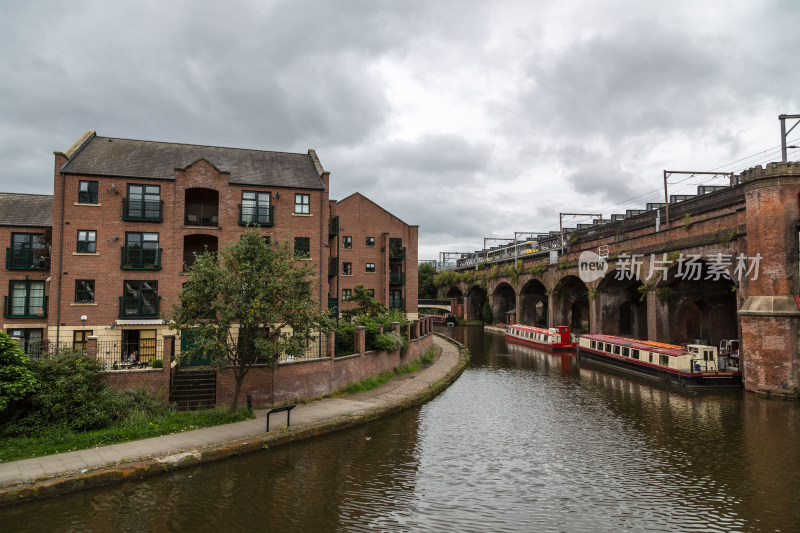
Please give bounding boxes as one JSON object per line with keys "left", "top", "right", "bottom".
{"left": 704, "top": 350, "right": 713, "bottom": 361}
{"left": 632, "top": 349, "right": 640, "bottom": 360}
{"left": 591, "top": 340, "right": 596, "bottom": 349}
{"left": 660, "top": 354, "right": 669, "bottom": 366}
{"left": 622, "top": 347, "right": 629, "bottom": 357}
{"left": 614, "top": 345, "right": 621, "bottom": 355}
{"left": 649, "top": 352, "right": 653, "bottom": 363}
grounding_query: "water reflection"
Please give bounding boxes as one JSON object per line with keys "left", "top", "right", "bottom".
{"left": 2, "top": 326, "right": 798, "bottom": 532}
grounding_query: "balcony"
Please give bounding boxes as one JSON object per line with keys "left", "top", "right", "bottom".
{"left": 184, "top": 203, "right": 219, "bottom": 227}
{"left": 120, "top": 247, "right": 162, "bottom": 270}
{"left": 3, "top": 295, "right": 48, "bottom": 318}
{"left": 389, "top": 272, "right": 405, "bottom": 284}
{"left": 118, "top": 295, "right": 161, "bottom": 318}
{"left": 329, "top": 257, "right": 338, "bottom": 277}
{"left": 122, "top": 198, "right": 164, "bottom": 222}
{"left": 329, "top": 216, "right": 339, "bottom": 236}
{"left": 389, "top": 246, "right": 405, "bottom": 259}
{"left": 6, "top": 248, "right": 48, "bottom": 270}
{"left": 389, "top": 298, "right": 405, "bottom": 310}
{"left": 238, "top": 204, "right": 274, "bottom": 226}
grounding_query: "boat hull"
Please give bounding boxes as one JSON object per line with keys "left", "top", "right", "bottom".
{"left": 506, "top": 334, "right": 576, "bottom": 352}
{"left": 578, "top": 347, "right": 742, "bottom": 387}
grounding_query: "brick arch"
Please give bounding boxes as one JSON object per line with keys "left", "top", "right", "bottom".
{"left": 553, "top": 275, "right": 589, "bottom": 332}
{"left": 595, "top": 270, "right": 648, "bottom": 339}
{"left": 519, "top": 279, "right": 548, "bottom": 326}
{"left": 491, "top": 282, "right": 516, "bottom": 324}
{"left": 466, "top": 285, "right": 488, "bottom": 322}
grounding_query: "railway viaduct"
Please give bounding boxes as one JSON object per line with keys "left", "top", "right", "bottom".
{"left": 438, "top": 162, "right": 800, "bottom": 397}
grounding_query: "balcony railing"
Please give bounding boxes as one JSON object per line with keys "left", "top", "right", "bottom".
{"left": 389, "top": 298, "right": 405, "bottom": 310}
{"left": 122, "top": 198, "right": 164, "bottom": 222}
{"left": 329, "top": 257, "right": 338, "bottom": 277}
{"left": 184, "top": 203, "right": 219, "bottom": 226}
{"left": 389, "top": 246, "right": 405, "bottom": 259}
{"left": 6, "top": 248, "right": 48, "bottom": 270}
{"left": 329, "top": 216, "right": 339, "bottom": 236}
{"left": 120, "top": 247, "right": 162, "bottom": 270}
{"left": 389, "top": 271, "right": 405, "bottom": 284}
{"left": 118, "top": 296, "right": 161, "bottom": 318}
{"left": 3, "top": 295, "right": 48, "bottom": 318}
{"left": 238, "top": 204, "right": 274, "bottom": 226}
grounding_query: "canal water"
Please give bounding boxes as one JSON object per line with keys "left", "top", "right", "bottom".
{"left": 3, "top": 326, "right": 799, "bottom": 532}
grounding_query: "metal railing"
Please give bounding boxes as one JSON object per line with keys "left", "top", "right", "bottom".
{"left": 329, "top": 257, "right": 338, "bottom": 276}
{"left": 389, "top": 271, "right": 405, "bottom": 284}
{"left": 389, "top": 246, "right": 405, "bottom": 259}
{"left": 120, "top": 247, "right": 162, "bottom": 269}
{"left": 184, "top": 203, "right": 219, "bottom": 226}
{"left": 122, "top": 198, "right": 164, "bottom": 222}
{"left": 3, "top": 295, "right": 48, "bottom": 318}
{"left": 5, "top": 248, "right": 48, "bottom": 270}
{"left": 238, "top": 204, "right": 274, "bottom": 226}
{"left": 389, "top": 298, "right": 405, "bottom": 310}
{"left": 118, "top": 296, "right": 161, "bottom": 318}
{"left": 95, "top": 339, "right": 163, "bottom": 371}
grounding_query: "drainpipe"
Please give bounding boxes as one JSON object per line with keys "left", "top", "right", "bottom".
{"left": 56, "top": 171, "right": 65, "bottom": 343}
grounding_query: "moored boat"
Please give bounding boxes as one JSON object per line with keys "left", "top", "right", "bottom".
{"left": 506, "top": 324, "right": 577, "bottom": 351}
{"left": 577, "top": 334, "right": 742, "bottom": 387}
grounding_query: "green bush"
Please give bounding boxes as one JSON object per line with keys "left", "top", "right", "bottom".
{"left": 4, "top": 351, "right": 126, "bottom": 436}
{"left": 148, "top": 358, "right": 163, "bottom": 369}
{"left": 0, "top": 331, "right": 37, "bottom": 416}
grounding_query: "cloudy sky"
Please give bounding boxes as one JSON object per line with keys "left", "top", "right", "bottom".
{"left": 1, "top": 0, "right": 798, "bottom": 260}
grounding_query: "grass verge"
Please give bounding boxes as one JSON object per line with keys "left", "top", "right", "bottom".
{"left": 0, "top": 407, "right": 254, "bottom": 464}
{"left": 336, "top": 347, "right": 436, "bottom": 395}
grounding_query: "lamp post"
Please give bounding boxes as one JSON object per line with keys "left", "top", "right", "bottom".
{"left": 80, "top": 315, "right": 87, "bottom": 351}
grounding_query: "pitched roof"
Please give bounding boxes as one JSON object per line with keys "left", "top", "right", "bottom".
{"left": 0, "top": 193, "right": 53, "bottom": 227}
{"left": 336, "top": 192, "right": 415, "bottom": 227}
{"left": 60, "top": 133, "right": 325, "bottom": 190}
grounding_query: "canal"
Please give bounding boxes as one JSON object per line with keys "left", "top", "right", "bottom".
{"left": 3, "top": 326, "right": 799, "bottom": 532}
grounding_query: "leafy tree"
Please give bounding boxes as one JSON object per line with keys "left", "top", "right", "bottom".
{"left": 418, "top": 262, "right": 437, "bottom": 299}
{"left": 0, "top": 331, "right": 37, "bottom": 414}
{"left": 170, "top": 229, "right": 334, "bottom": 412}
{"left": 482, "top": 300, "right": 493, "bottom": 324}
{"left": 341, "top": 284, "right": 387, "bottom": 321}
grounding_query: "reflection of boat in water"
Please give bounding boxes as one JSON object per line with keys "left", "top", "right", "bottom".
{"left": 444, "top": 315, "right": 457, "bottom": 327}
{"left": 505, "top": 324, "right": 577, "bottom": 351}
{"left": 577, "top": 334, "right": 742, "bottom": 388}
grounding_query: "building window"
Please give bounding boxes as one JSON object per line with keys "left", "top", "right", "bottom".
{"left": 122, "top": 329, "right": 157, "bottom": 366}
{"left": 77, "top": 230, "right": 97, "bottom": 253}
{"left": 7, "top": 328, "right": 43, "bottom": 356}
{"left": 389, "top": 289, "right": 403, "bottom": 310}
{"left": 342, "top": 288, "right": 352, "bottom": 300}
{"left": 75, "top": 280, "right": 95, "bottom": 303}
{"left": 120, "top": 281, "right": 159, "bottom": 318}
{"left": 125, "top": 184, "right": 162, "bottom": 221}
{"left": 240, "top": 191, "right": 272, "bottom": 226}
{"left": 367, "top": 289, "right": 375, "bottom": 297}
{"left": 365, "top": 236, "right": 375, "bottom": 247}
{"left": 79, "top": 181, "right": 98, "bottom": 204}
{"left": 342, "top": 236, "right": 352, "bottom": 249}
{"left": 73, "top": 330, "right": 93, "bottom": 351}
{"left": 7, "top": 280, "right": 46, "bottom": 317}
{"left": 342, "top": 262, "right": 352, "bottom": 275}
{"left": 122, "top": 232, "right": 161, "bottom": 269}
{"left": 294, "top": 193, "right": 310, "bottom": 214}
{"left": 8, "top": 233, "right": 47, "bottom": 269}
{"left": 294, "top": 237, "right": 310, "bottom": 259}
{"left": 366, "top": 262, "right": 375, "bottom": 273}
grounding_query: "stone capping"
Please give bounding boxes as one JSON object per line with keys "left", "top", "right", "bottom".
{"left": 740, "top": 161, "right": 800, "bottom": 182}
{"left": 738, "top": 296, "right": 800, "bottom": 316}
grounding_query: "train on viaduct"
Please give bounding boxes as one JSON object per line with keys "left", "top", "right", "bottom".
{"left": 437, "top": 162, "right": 800, "bottom": 398}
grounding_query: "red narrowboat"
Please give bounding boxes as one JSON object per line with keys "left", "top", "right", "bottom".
{"left": 505, "top": 324, "right": 577, "bottom": 351}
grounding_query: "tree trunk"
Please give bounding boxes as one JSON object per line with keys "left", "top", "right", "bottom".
{"left": 230, "top": 371, "right": 243, "bottom": 413}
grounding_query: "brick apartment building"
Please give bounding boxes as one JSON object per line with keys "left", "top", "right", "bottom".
{"left": 2, "top": 131, "right": 418, "bottom": 359}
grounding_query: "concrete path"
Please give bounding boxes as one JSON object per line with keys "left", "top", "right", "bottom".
{"left": 0, "top": 335, "right": 464, "bottom": 499}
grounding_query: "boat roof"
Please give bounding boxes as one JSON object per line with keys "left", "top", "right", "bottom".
{"left": 508, "top": 324, "right": 560, "bottom": 335}
{"left": 581, "top": 334, "right": 689, "bottom": 357}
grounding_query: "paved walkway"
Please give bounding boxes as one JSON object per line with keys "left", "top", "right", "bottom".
{"left": 0, "top": 336, "right": 463, "bottom": 494}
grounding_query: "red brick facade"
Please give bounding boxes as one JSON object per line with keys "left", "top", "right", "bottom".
{"left": 330, "top": 193, "right": 419, "bottom": 319}
{"left": 2, "top": 132, "right": 420, "bottom": 370}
